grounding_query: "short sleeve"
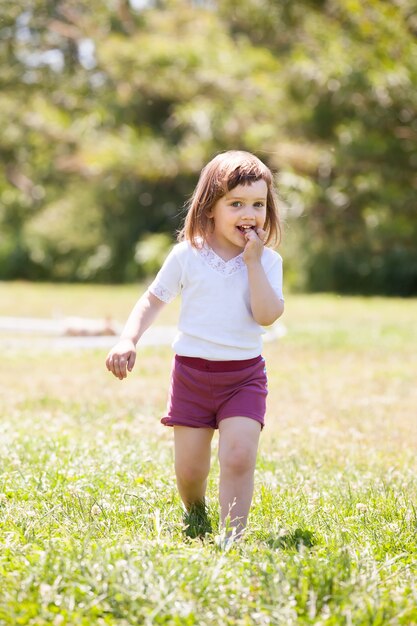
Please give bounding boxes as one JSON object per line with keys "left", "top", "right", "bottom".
{"left": 148, "top": 246, "right": 182, "bottom": 304}
{"left": 266, "top": 253, "right": 284, "bottom": 302}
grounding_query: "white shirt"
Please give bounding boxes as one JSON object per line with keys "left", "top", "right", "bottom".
{"left": 148, "top": 241, "right": 284, "bottom": 360}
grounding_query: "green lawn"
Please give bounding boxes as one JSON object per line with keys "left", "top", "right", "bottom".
{"left": 1, "top": 283, "right": 416, "bottom": 625}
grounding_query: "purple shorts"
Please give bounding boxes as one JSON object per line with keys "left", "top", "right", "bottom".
{"left": 161, "top": 354, "right": 268, "bottom": 430}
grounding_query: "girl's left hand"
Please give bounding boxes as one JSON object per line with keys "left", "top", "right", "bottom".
{"left": 242, "top": 228, "right": 266, "bottom": 265}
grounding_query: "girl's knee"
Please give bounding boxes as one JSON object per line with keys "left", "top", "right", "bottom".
{"left": 219, "top": 441, "right": 257, "bottom": 475}
{"left": 218, "top": 418, "right": 260, "bottom": 475}
{"left": 175, "top": 461, "right": 209, "bottom": 487}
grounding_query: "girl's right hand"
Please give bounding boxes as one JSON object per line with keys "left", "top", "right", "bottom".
{"left": 105, "top": 338, "right": 136, "bottom": 380}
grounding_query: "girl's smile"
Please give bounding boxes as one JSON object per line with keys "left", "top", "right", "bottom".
{"left": 236, "top": 224, "right": 256, "bottom": 234}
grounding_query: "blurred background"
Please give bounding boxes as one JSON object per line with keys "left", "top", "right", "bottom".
{"left": 1, "top": 0, "right": 416, "bottom": 295}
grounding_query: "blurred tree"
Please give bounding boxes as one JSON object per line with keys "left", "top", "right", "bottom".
{"left": 0, "top": 0, "right": 416, "bottom": 292}
{"left": 0, "top": 0, "right": 283, "bottom": 282}
{"left": 0, "top": 0, "right": 107, "bottom": 280}
{"left": 290, "top": 1, "right": 417, "bottom": 295}
{"left": 217, "top": 0, "right": 417, "bottom": 294}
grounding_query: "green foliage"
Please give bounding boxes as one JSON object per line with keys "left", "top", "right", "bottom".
{"left": 0, "top": 0, "right": 416, "bottom": 292}
{"left": 134, "top": 232, "right": 174, "bottom": 278}
{"left": 284, "top": 1, "right": 417, "bottom": 295}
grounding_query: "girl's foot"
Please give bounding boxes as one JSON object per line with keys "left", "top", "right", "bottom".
{"left": 182, "top": 501, "right": 212, "bottom": 539}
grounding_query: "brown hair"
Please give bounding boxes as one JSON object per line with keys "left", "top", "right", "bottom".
{"left": 178, "top": 150, "right": 282, "bottom": 247}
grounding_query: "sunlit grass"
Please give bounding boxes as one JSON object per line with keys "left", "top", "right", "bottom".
{"left": 1, "top": 284, "right": 417, "bottom": 624}
{"left": 0, "top": 280, "right": 179, "bottom": 324}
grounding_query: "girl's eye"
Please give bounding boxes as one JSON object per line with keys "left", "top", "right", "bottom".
{"left": 230, "top": 201, "right": 265, "bottom": 208}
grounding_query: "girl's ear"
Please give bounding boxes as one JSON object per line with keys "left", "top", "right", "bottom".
{"left": 205, "top": 210, "right": 215, "bottom": 232}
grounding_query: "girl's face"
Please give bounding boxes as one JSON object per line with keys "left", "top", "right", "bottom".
{"left": 207, "top": 179, "right": 268, "bottom": 256}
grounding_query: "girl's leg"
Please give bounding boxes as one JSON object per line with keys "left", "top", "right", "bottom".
{"left": 173, "top": 425, "right": 214, "bottom": 510}
{"left": 218, "top": 417, "right": 261, "bottom": 537}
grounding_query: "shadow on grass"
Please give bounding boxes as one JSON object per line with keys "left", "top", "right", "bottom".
{"left": 265, "top": 528, "right": 316, "bottom": 551}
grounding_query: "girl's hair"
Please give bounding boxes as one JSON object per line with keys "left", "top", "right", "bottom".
{"left": 178, "top": 150, "right": 282, "bottom": 247}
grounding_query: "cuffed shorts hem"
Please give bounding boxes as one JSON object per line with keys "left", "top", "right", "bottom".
{"left": 161, "top": 412, "right": 265, "bottom": 430}
{"left": 217, "top": 413, "right": 264, "bottom": 430}
{"left": 160, "top": 415, "right": 214, "bottom": 429}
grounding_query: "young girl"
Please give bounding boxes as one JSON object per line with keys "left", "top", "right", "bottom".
{"left": 106, "top": 150, "right": 284, "bottom": 542}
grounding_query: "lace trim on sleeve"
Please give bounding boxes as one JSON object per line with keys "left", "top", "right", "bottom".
{"left": 149, "top": 283, "right": 176, "bottom": 304}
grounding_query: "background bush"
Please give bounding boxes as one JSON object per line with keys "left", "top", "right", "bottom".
{"left": 1, "top": 0, "right": 416, "bottom": 293}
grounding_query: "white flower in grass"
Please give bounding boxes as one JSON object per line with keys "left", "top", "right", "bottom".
{"left": 39, "top": 583, "right": 53, "bottom": 600}
{"left": 90, "top": 504, "right": 101, "bottom": 516}
{"left": 121, "top": 505, "right": 136, "bottom": 513}
{"left": 356, "top": 503, "right": 368, "bottom": 512}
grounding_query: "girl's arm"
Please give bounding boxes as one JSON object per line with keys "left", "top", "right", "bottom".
{"left": 105, "top": 290, "right": 166, "bottom": 380}
{"left": 246, "top": 263, "right": 284, "bottom": 326}
{"left": 243, "top": 229, "right": 284, "bottom": 327}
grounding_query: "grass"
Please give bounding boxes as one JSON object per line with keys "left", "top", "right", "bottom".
{"left": 1, "top": 283, "right": 417, "bottom": 625}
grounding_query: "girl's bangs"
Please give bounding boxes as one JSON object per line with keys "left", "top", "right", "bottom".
{"left": 223, "top": 164, "right": 272, "bottom": 193}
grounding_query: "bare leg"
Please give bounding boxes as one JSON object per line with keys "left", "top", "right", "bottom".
{"left": 174, "top": 426, "right": 214, "bottom": 510}
{"left": 218, "top": 417, "right": 261, "bottom": 538}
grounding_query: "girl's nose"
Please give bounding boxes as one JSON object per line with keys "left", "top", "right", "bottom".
{"left": 241, "top": 210, "right": 256, "bottom": 221}
{"left": 241, "top": 205, "right": 255, "bottom": 215}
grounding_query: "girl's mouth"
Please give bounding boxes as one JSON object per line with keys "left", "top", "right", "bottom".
{"left": 236, "top": 225, "right": 256, "bottom": 234}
